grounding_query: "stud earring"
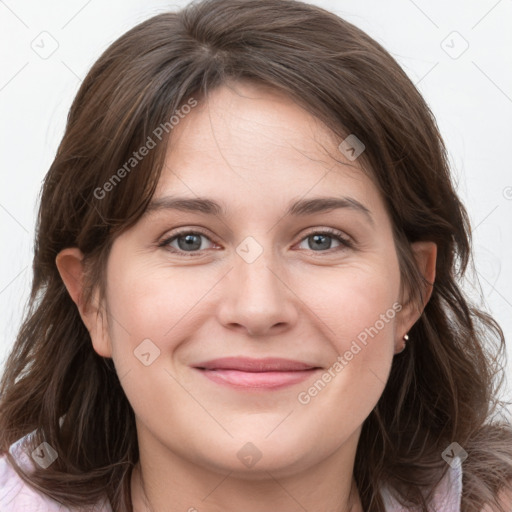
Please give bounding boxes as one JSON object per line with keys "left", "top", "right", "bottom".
{"left": 396, "top": 333, "right": 409, "bottom": 354}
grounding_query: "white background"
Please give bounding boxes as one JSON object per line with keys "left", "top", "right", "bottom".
{"left": 1, "top": 0, "right": 511, "bottom": 413}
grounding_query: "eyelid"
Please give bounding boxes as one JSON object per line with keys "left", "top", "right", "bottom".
{"left": 158, "top": 227, "right": 218, "bottom": 256}
{"left": 158, "top": 226, "right": 354, "bottom": 256}
{"left": 299, "top": 226, "right": 354, "bottom": 246}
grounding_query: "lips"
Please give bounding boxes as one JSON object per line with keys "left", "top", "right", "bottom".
{"left": 193, "top": 357, "right": 321, "bottom": 390}
{"left": 195, "top": 357, "right": 317, "bottom": 372}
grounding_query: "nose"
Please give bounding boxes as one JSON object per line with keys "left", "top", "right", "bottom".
{"left": 216, "top": 243, "right": 299, "bottom": 337}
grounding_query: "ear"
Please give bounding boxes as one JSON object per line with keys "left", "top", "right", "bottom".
{"left": 395, "top": 241, "right": 437, "bottom": 352}
{"left": 55, "top": 248, "right": 112, "bottom": 358}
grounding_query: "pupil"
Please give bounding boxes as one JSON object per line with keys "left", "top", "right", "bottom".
{"left": 311, "top": 234, "right": 330, "bottom": 250}
{"left": 179, "top": 234, "right": 201, "bottom": 251}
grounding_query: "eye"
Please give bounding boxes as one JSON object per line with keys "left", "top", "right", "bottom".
{"left": 159, "top": 228, "right": 353, "bottom": 257}
{"left": 295, "top": 228, "right": 353, "bottom": 253}
{"left": 159, "top": 229, "right": 216, "bottom": 256}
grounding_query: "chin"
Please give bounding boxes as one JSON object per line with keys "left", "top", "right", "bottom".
{"left": 195, "top": 433, "right": 331, "bottom": 480}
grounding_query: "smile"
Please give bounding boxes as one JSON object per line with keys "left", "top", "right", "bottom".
{"left": 193, "top": 357, "right": 322, "bottom": 390}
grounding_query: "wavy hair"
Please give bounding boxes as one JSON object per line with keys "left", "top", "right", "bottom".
{"left": 1, "top": 0, "right": 511, "bottom": 510}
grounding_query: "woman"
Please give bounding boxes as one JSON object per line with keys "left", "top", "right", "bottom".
{"left": 0, "top": 0, "right": 511, "bottom": 510}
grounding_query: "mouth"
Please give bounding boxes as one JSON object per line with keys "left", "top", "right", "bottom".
{"left": 193, "top": 357, "right": 322, "bottom": 390}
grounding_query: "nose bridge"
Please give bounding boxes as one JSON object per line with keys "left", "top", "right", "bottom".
{"left": 217, "top": 234, "right": 297, "bottom": 335}
{"left": 234, "top": 234, "right": 282, "bottom": 303}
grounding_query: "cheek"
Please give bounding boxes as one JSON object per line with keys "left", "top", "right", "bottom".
{"left": 102, "top": 260, "right": 204, "bottom": 423}
{"left": 104, "top": 258, "right": 210, "bottom": 357}
{"left": 339, "top": 281, "right": 398, "bottom": 360}
{"left": 306, "top": 263, "right": 401, "bottom": 408}
{"left": 302, "top": 262, "right": 400, "bottom": 351}
{"left": 292, "top": 268, "right": 400, "bottom": 430}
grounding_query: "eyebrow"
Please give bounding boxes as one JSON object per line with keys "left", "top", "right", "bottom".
{"left": 145, "top": 195, "right": 373, "bottom": 224}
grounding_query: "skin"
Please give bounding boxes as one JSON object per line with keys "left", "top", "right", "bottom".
{"left": 57, "top": 80, "right": 436, "bottom": 512}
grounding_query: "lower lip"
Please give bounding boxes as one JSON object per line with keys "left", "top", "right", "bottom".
{"left": 196, "top": 368, "right": 320, "bottom": 390}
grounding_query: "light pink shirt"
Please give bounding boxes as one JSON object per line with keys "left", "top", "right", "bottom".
{"left": 1, "top": 433, "right": 462, "bottom": 511}
{"left": 380, "top": 460, "right": 463, "bottom": 511}
{"left": 0, "top": 433, "right": 112, "bottom": 511}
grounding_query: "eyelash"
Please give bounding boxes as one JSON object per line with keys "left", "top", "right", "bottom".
{"left": 158, "top": 227, "right": 354, "bottom": 258}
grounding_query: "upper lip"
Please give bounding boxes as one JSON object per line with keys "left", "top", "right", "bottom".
{"left": 193, "top": 357, "right": 319, "bottom": 372}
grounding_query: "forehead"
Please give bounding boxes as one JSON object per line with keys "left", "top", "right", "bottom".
{"left": 154, "top": 81, "right": 384, "bottom": 220}
{"left": 167, "top": 81, "right": 341, "bottom": 170}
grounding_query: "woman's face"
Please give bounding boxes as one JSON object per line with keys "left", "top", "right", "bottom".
{"left": 82, "top": 81, "right": 426, "bottom": 478}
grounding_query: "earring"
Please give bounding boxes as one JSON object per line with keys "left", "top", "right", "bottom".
{"left": 396, "top": 333, "right": 408, "bottom": 354}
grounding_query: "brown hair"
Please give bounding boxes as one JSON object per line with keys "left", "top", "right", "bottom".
{"left": 1, "top": 0, "right": 511, "bottom": 510}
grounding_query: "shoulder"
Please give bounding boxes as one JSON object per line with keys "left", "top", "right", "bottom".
{"left": 380, "top": 461, "right": 463, "bottom": 511}
{"left": 0, "top": 434, "right": 112, "bottom": 512}
{"left": 381, "top": 462, "right": 512, "bottom": 512}
{"left": 0, "top": 450, "right": 63, "bottom": 511}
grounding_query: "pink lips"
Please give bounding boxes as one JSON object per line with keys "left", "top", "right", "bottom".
{"left": 194, "top": 357, "right": 321, "bottom": 390}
